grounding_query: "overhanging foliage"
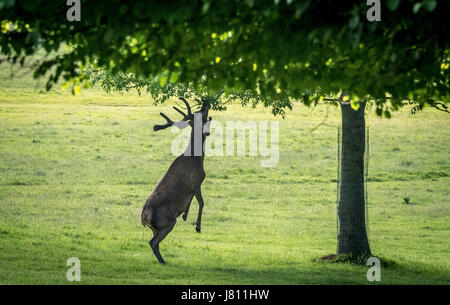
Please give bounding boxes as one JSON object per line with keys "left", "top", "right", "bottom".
{"left": 1, "top": 0, "right": 449, "bottom": 115}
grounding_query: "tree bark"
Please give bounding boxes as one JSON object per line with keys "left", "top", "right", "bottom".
{"left": 337, "top": 102, "right": 371, "bottom": 256}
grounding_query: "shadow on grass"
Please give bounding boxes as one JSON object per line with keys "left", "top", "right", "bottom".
{"left": 140, "top": 255, "right": 449, "bottom": 285}
{"left": 318, "top": 253, "right": 397, "bottom": 267}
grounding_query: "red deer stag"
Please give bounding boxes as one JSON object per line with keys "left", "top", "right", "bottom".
{"left": 140, "top": 98, "right": 212, "bottom": 264}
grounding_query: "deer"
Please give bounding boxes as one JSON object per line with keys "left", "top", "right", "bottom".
{"left": 140, "top": 97, "right": 212, "bottom": 264}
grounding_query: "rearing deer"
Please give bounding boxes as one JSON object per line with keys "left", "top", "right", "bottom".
{"left": 140, "top": 98, "right": 212, "bottom": 264}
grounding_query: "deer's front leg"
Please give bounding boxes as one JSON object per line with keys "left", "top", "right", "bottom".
{"left": 182, "top": 194, "right": 194, "bottom": 221}
{"left": 194, "top": 186, "right": 204, "bottom": 233}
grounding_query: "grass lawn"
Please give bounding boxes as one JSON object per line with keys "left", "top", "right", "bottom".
{"left": 0, "top": 61, "right": 449, "bottom": 284}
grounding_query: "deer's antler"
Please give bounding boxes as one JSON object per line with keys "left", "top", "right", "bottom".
{"left": 172, "top": 97, "right": 194, "bottom": 121}
{"left": 153, "top": 112, "right": 174, "bottom": 131}
{"left": 154, "top": 98, "right": 196, "bottom": 131}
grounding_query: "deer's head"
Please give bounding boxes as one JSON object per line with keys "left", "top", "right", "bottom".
{"left": 153, "top": 97, "right": 212, "bottom": 136}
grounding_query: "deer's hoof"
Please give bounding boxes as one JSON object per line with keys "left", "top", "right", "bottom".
{"left": 195, "top": 225, "right": 201, "bottom": 233}
{"left": 182, "top": 214, "right": 187, "bottom": 221}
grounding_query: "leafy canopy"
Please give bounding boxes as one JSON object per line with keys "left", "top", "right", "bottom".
{"left": 1, "top": 0, "right": 449, "bottom": 115}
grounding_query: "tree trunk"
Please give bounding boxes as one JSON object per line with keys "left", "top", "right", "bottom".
{"left": 337, "top": 102, "right": 371, "bottom": 256}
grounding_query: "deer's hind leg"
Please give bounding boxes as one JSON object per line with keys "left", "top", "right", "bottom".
{"left": 149, "top": 218, "right": 176, "bottom": 264}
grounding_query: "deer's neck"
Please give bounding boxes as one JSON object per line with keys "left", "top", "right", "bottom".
{"left": 183, "top": 129, "right": 206, "bottom": 158}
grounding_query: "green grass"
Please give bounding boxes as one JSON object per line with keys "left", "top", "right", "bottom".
{"left": 0, "top": 61, "right": 449, "bottom": 284}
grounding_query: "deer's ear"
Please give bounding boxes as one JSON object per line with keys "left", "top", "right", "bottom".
{"left": 172, "top": 121, "right": 190, "bottom": 129}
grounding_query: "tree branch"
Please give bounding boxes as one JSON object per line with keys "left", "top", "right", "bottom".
{"left": 432, "top": 102, "right": 450, "bottom": 114}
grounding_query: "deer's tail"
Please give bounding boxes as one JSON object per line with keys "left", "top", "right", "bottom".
{"left": 140, "top": 209, "right": 151, "bottom": 227}
{"left": 140, "top": 208, "right": 156, "bottom": 231}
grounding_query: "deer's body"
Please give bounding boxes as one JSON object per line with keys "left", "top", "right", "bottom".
{"left": 140, "top": 155, "right": 205, "bottom": 229}
{"left": 140, "top": 98, "right": 211, "bottom": 264}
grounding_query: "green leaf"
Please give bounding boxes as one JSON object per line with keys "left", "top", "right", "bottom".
{"left": 2, "top": 0, "right": 15, "bottom": 8}
{"left": 348, "top": 16, "right": 359, "bottom": 30}
{"left": 413, "top": 3, "right": 422, "bottom": 14}
{"left": 169, "top": 71, "right": 179, "bottom": 83}
{"left": 350, "top": 100, "right": 360, "bottom": 111}
{"left": 245, "top": 0, "right": 254, "bottom": 7}
{"left": 294, "top": 2, "right": 310, "bottom": 19}
{"left": 103, "top": 28, "right": 115, "bottom": 43}
{"left": 421, "top": 0, "right": 437, "bottom": 12}
{"left": 159, "top": 76, "right": 167, "bottom": 87}
{"left": 202, "top": 2, "right": 210, "bottom": 14}
{"left": 386, "top": 0, "right": 400, "bottom": 11}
